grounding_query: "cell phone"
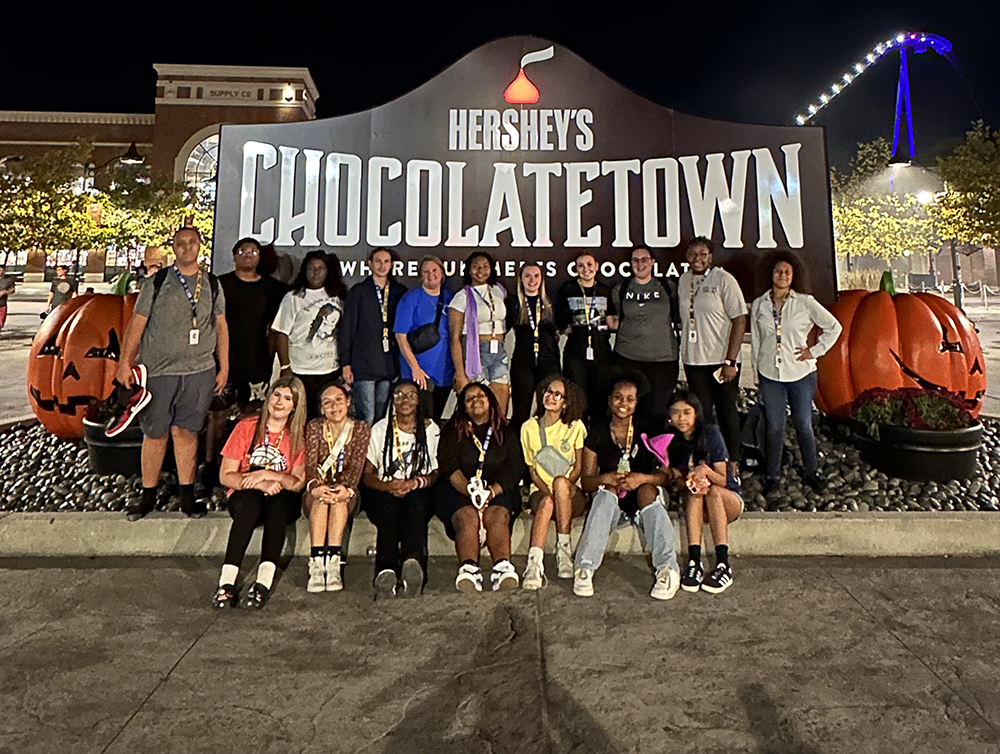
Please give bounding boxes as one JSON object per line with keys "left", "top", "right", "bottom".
{"left": 713, "top": 366, "right": 725, "bottom": 383}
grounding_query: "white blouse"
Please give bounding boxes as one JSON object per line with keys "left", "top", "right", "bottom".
{"left": 750, "top": 290, "right": 842, "bottom": 383}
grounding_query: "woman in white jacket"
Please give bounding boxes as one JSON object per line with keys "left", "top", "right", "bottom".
{"left": 750, "top": 251, "right": 842, "bottom": 495}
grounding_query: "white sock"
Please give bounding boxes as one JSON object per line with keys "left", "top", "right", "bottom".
{"left": 556, "top": 533, "right": 571, "bottom": 547}
{"left": 219, "top": 564, "right": 239, "bottom": 587}
{"left": 256, "top": 561, "right": 277, "bottom": 590}
{"left": 528, "top": 546, "right": 544, "bottom": 564}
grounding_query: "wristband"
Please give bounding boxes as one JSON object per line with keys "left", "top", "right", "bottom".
{"left": 279, "top": 363, "right": 290, "bottom": 370}
{"left": 723, "top": 358, "right": 737, "bottom": 367}
{"left": 306, "top": 479, "right": 319, "bottom": 492}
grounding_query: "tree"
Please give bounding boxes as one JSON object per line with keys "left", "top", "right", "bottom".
{"left": 831, "top": 138, "right": 941, "bottom": 262}
{"left": 935, "top": 120, "right": 1000, "bottom": 247}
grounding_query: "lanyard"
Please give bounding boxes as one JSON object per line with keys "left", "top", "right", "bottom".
{"left": 613, "top": 419, "right": 634, "bottom": 473}
{"left": 579, "top": 281, "right": 595, "bottom": 351}
{"left": 526, "top": 297, "right": 540, "bottom": 363}
{"left": 770, "top": 291, "right": 785, "bottom": 365}
{"left": 475, "top": 285, "right": 499, "bottom": 338}
{"left": 173, "top": 265, "right": 203, "bottom": 329}
{"left": 264, "top": 427, "right": 285, "bottom": 452}
{"left": 471, "top": 426, "right": 494, "bottom": 482}
{"left": 375, "top": 281, "right": 390, "bottom": 349}
{"left": 320, "top": 420, "right": 352, "bottom": 480}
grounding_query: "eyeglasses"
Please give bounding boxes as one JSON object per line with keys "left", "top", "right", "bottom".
{"left": 236, "top": 249, "right": 260, "bottom": 256}
{"left": 544, "top": 388, "right": 565, "bottom": 400}
{"left": 631, "top": 256, "right": 652, "bottom": 263}
{"left": 393, "top": 391, "right": 419, "bottom": 401}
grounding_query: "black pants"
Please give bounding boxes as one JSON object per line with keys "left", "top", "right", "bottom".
{"left": 224, "top": 489, "right": 301, "bottom": 567}
{"left": 564, "top": 350, "right": 614, "bottom": 427}
{"left": 419, "top": 384, "right": 452, "bottom": 423}
{"left": 295, "top": 370, "right": 342, "bottom": 420}
{"left": 685, "top": 363, "right": 742, "bottom": 463}
{"left": 612, "top": 354, "right": 679, "bottom": 429}
{"left": 509, "top": 353, "right": 562, "bottom": 431}
{"left": 362, "top": 486, "right": 433, "bottom": 579}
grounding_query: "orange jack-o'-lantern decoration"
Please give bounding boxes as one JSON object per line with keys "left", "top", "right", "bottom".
{"left": 816, "top": 272, "right": 986, "bottom": 418}
{"left": 27, "top": 293, "right": 137, "bottom": 438}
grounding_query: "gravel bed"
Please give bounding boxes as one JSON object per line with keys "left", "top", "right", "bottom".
{"left": 2, "top": 401, "right": 999, "bottom": 514}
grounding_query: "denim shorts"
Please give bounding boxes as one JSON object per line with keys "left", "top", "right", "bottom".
{"left": 472, "top": 340, "right": 510, "bottom": 384}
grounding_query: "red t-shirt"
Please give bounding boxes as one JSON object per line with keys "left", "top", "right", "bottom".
{"left": 222, "top": 418, "right": 305, "bottom": 475}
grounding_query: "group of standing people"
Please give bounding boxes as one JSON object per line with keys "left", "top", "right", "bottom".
{"left": 107, "top": 225, "right": 841, "bottom": 608}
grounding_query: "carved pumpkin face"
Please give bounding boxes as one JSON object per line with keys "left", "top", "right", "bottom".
{"left": 27, "top": 293, "right": 137, "bottom": 438}
{"left": 816, "top": 288, "right": 986, "bottom": 418}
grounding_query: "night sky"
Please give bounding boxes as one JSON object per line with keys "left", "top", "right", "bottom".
{"left": 2, "top": 1, "right": 995, "bottom": 170}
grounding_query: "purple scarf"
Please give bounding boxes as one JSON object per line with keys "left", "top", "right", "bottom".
{"left": 463, "top": 286, "right": 483, "bottom": 379}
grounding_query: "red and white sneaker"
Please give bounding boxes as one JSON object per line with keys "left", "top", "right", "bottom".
{"left": 105, "top": 366, "right": 151, "bottom": 437}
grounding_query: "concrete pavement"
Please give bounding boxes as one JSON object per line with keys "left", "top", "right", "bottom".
{"left": 1, "top": 556, "right": 998, "bottom": 754}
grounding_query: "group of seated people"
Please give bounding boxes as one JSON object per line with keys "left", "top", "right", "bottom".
{"left": 208, "top": 239, "right": 842, "bottom": 609}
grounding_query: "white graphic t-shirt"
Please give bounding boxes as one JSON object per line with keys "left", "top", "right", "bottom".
{"left": 366, "top": 417, "right": 441, "bottom": 480}
{"left": 272, "top": 288, "right": 344, "bottom": 375}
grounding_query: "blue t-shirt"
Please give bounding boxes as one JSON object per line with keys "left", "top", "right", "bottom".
{"left": 394, "top": 286, "right": 455, "bottom": 386}
{"left": 666, "top": 423, "right": 740, "bottom": 494}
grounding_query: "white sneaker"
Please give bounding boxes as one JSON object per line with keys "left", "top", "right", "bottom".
{"left": 650, "top": 566, "right": 680, "bottom": 601}
{"left": 326, "top": 554, "right": 343, "bottom": 592}
{"left": 573, "top": 568, "right": 594, "bottom": 597}
{"left": 307, "top": 556, "right": 326, "bottom": 593}
{"left": 455, "top": 563, "right": 483, "bottom": 593}
{"left": 491, "top": 560, "right": 520, "bottom": 591}
{"left": 522, "top": 558, "right": 545, "bottom": 590}
{"left": 555, "top": 541, "right": 574, "bottom": 579}
{"left": 374, "top": 568, "right": 397, "bottom": 599}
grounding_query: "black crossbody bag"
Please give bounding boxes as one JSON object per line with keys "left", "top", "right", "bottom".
{"left": 407, "top": 294, "right": 445, "bottom": 354}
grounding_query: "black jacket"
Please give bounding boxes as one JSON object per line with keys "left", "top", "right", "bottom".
{"left": 339, "top": 276, "right": 407, "bottom": 381}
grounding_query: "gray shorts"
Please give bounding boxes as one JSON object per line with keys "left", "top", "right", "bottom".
{"left": 140, "top": 368, "right": 216, "bottom": 438}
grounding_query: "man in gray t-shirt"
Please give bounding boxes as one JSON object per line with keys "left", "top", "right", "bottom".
{"left": 117, "top": 227, "right": 229, "bottom": 521}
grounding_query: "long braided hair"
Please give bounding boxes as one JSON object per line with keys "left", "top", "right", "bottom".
{"left": 380, "top": 380, "right": 433, "bottom": 479}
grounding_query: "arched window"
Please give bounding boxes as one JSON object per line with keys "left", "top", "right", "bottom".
{"left": 183, "top": 134, "right": 218, "bottom": 203}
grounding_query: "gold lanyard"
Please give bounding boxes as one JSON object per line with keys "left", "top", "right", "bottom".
{"left": 614, "top": 419, "right": 633, "bottom": 472}
{"left": 476, "top": 285, "right": 499, "bottom": 338}
{"left": 264, "top": 427, "right": 285, "bottom": 452}
{"left": 391, "top": 415, "right": 408, "bottom": 479}
{"left": 579, "top": 281, "right": 594, "bottom": 350}
{"left": 322, "top": 420, "right": 351, "bottom": 479}
{"left": 471, "top": 427, "right": 494, "bottom": 481}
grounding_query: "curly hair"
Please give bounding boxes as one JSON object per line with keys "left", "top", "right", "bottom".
{"left": 758, "top": 249, "right": 809, "bottom": 295}
{"left": 453, "top": 382, "right": 507, "bottom": 443}
{"left": 534, "top": 373, "right": 586, "bottom": 425}
{"left": 292, "top": 250, "right": 347, "bottom": 299}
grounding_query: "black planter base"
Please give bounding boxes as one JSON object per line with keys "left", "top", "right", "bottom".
{"left": 83, "top": 419, "right": 143, "bottom": 477}
{"left": 856, "top": 422, "right": 984, "bottom": 482}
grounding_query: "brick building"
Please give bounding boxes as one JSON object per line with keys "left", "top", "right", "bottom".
{"left": 0, "top": 64, "right": 318, "bottom": 279}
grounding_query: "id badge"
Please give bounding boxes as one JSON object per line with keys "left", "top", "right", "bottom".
{"left": 489, "top": 339, "right": 499, "bottom": 354}
{"left": 189, "top": 329, "right": 200, "bottom": 346}
{"left": 617, "top": 457, "right": 631, "bottom": 474}
{"left": 382, "top": 337, "right": 390, "bottom": 353}
{"left": 586, "top": 346, "right": 594, "bottom": 361}
{"left": 688, "top": 328, "right": 698, "bottom": 343}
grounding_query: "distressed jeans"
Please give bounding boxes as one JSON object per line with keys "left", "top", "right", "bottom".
{"left": 574, "top": 488, "right": 678, "bottom": 574}
{"left": 352, "top": 379, "right": 392, "bottom": 425}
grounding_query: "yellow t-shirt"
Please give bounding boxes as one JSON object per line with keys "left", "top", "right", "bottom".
{"left": 520, "top": 417, "right": 587, "bottom": 492}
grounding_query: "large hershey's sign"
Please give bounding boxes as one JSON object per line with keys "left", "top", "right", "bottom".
{"left": 213, "top": 37, "right": 836, "bottom": 302}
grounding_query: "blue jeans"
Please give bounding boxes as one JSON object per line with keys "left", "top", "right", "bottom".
{"left": 574, "top": 488, "right": 678, "bottom": 573}
{"left": 353, "top": 379, "right": 392, "bottom": 425}
{"left": 758, "top": 371, "right": 818, "bottom": 481}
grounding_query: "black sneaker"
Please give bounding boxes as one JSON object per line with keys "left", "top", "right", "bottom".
{"left": 762, "top": 477, "right": 779, "bottom": 496}
{"left": 212, "top": 583, "right": 238, "bottom": 609}
{"left": 241, "top": 582, "right": 270, "bottom": 609}
{"left": 182, "top": 498, "right": 209, "bottom": 519}
{"left": 124, "top": 497, "right": 155, "bottom": 522}
{"left": 701, "top": 562, "right": 733, "bottom": 594}
{"left": 680, "top": 560, "right": 704, "bottom": 592}
{"left": 803, "top": 474, "right": 823, "bottom": 492}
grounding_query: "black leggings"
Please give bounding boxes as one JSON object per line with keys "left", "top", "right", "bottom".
{"left": 509, "top": 353, "right": 562, "bottom": 430}
{"left": 685, "top": 363, "right": 742, "bottom": 463}
{"left": 564, "top": 351, "right": 614, "bottom": 427}
{"left": 224, "top": 489, "right": 301, "bottom": 567}
{"left": 362, "top": 486, "right": 433, "bottom": 579}
{"left": 294, "top": 370, "right": 343, "bottom": 420}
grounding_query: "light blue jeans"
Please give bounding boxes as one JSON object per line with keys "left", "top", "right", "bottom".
{"left": 574, "top": 488, "right": 678, "bottom": 573}
{"left": 353, "top": 379, "right": 392, "bottom": 425}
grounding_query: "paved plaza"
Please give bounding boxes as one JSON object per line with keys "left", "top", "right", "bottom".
{"left": 1, "top": 556, "right": 999, "bottom": 754}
